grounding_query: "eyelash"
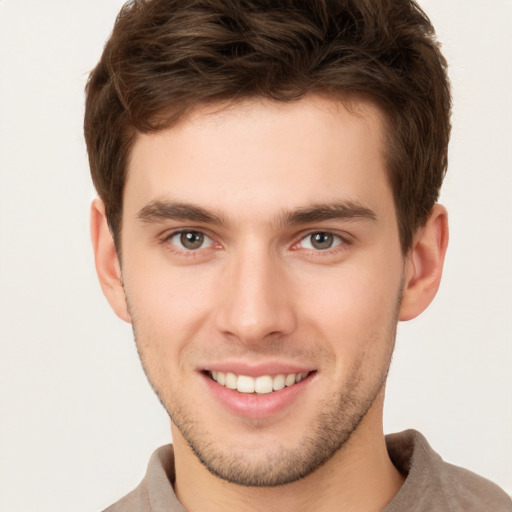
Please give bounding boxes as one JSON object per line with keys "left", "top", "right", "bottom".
{"left": 294, "top": 231, "right": 346, "bottom": 252}
{"left": 161, "top": 229, "right": 351, "bottom": 256}
{"left": 163, "top": 230, "right": 217, "bottom": 253}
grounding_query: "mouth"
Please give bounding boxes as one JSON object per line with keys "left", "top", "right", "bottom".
{"left": 206, "top": 370, "right": 315, "bottom": 394}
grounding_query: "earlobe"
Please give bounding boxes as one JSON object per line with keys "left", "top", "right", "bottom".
{"left": 399, "top": 204, "right": 449, "bottom": 321}
{"left": 90, "top": 198, "right": 131, "bottom": 323}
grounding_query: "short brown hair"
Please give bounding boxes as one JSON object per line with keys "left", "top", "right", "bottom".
{"left": 84, "top": 0, "right": 451, "bottom": 253}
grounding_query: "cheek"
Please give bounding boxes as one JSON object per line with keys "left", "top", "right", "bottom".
{"left": 122, "top": 257, "right": 220, "bottom": 360}
{"left": 296, "top": 257, "right": 403, "bottom": 355}
{"left": 124, "top": 247, "right": 208, "bottom": 315}
{"left": 304, "top": 263, "right": 400, "bottom": 317}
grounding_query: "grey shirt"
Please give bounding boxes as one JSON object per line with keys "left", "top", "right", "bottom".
{"left": 103, "top": 430, "right": 512, "bottom": 511}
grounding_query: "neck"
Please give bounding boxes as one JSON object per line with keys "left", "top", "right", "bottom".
{"left": 172, "top": 395, "right": 404, "bottom": 512}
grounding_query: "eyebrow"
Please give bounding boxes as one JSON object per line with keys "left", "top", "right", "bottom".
{"left": 137, "top": 201, "right": 225, "bottom": 225}
{"left": 136, "top": 200, "right": 377, "bottom": 226}
{"left": 281, "top": 202, "right": 377, "bottom": 225}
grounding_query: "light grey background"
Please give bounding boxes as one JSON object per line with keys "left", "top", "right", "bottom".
{"left": 0, "top": 1, "right": 511, "bottom": 510}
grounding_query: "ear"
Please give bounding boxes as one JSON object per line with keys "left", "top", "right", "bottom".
{"left": 399, "top": 204, "right": 449, "bottom": 321}
{"left": 90, "top": 198, "right": 131, "bottom": 323}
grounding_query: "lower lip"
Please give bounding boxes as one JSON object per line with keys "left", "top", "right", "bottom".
{"left": 201, "top": 372, "right": 315, "bottom": 419}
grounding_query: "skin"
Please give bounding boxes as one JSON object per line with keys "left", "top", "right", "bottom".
{"left": 91, "top": 96, "right": 448, "bottom": 512}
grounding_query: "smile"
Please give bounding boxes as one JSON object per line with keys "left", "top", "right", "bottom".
{"left": 210, "top": 370, "right": 311, "bottom": 394}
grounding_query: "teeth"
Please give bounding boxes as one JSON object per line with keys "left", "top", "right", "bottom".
{"left": 237, "top": 375, "right": 255, "bottom": 393}
{"left": 285, "top": 373, "right": 296, "bottom": 387}
{"left": 273, "top": 374, "right": 285, "bottom": 391}
{"left": 296, "top": 372, "right": 308, "bottom": 383}
{"left": 225, "top": 372, "right": 237, "bottom": 390}
{"left": 210, "top": 371, "right": 310, "bottom": 394}
{"left": 254, "top": 375, "right": 273, "bottom": 394}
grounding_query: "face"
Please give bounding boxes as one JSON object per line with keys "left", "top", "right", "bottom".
{"left": 119, "top": 96, "right": 406, "bottom": 486}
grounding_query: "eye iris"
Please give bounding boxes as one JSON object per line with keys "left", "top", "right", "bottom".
{"left": 180, "top": 231, "right": 204, "bottom": 249}
{"left": 311, "top": 232, "right": 334, "bottom": 250}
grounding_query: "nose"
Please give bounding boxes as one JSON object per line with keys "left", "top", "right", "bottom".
{"left": 214, "top": 243, "right": 297, "bottom": 346}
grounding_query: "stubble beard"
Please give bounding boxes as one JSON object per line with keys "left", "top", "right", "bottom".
{"left": 171, "top": 363, "right": 391, "bottom": 487}
{"left": 129, "top": 283, "right": 402, "bottom": 488}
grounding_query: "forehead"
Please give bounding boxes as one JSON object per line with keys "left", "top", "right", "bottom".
{"left": 124, "top": 95, "right": 392, "bottom": 223}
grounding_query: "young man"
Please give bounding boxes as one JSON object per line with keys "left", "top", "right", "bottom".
{"left": 84, "top": 1, "right": 512, "bottom": 510}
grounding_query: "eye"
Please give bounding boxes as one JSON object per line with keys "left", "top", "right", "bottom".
{"left": 298, "top": 232, "right": 343, "bottom": 251}
{"left": 168, "top": 230, "right": 214, "bottom": 250}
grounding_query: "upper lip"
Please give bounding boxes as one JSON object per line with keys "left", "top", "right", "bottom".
{"left": 200, "top": 361, "right": 316, "bottom": 377}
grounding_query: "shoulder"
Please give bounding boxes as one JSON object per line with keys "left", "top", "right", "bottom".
{"left": 101, "top": 444, "right": 184, "bottom": 512}
{"left": 101, "top": 476, "right": 151, "bottom": 512}
{"left": 385, "top": 430, "right": 512, "bottom": 512}
{"left": 437, "top": 460, "right": 512, "bottom": 511}
{"left": 102, "top": 488, "right": 140, "bottom": 512}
